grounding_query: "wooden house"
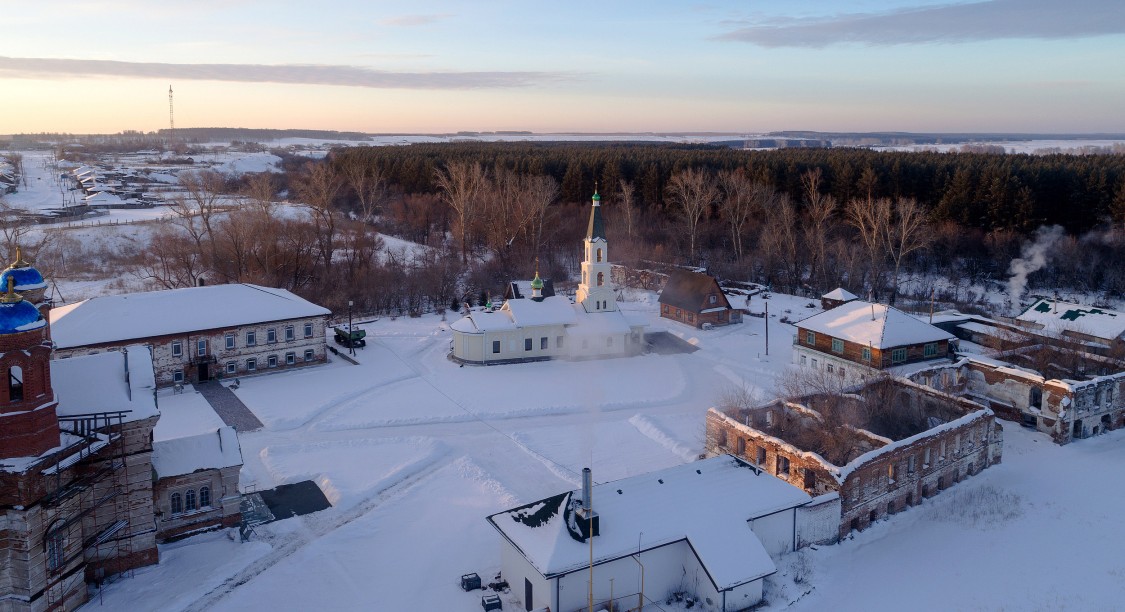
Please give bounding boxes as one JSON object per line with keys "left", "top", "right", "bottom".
{"left": 658, "top": 270, "right": 741, "bottom": 329}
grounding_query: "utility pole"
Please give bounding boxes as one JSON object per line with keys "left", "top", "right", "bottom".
{"left": 764, "top": 300, "right": 769, "bottom": 357}
{"left": 348, "top": 300, "right": 355, "bottom": 356}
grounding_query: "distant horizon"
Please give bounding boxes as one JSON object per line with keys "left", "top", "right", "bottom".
{"left": 3, "top": 2, "right": 1124, "bottom": 135}
{"left": 6, "top": 128, "right": 1125, "bottom": 139}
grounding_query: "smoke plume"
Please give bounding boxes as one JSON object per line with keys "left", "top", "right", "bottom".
{"left": 1007, "top": 225, "right": 1065, "bottom": 310}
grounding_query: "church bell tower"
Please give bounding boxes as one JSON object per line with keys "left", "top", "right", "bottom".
{"left": 576, "top": 191, "right": 616, "bottom": 313}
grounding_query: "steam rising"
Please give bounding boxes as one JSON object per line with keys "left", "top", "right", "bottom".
{"left": 1007, "top": 225, "right": 1064, "bottom": 310}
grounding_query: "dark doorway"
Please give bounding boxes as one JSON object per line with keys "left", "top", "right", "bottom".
{"left": 1073, "top": 420, "right": 1083, "bottom": 439}
{"left": 524, "top": 578, "right": 533, "bottom": 611}
{"left": 198, "top": 363, "right": 210, "bottom": 382}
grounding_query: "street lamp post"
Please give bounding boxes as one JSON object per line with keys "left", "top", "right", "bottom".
{"left": 348, "top": 300, "right": 355, "bottom": 356}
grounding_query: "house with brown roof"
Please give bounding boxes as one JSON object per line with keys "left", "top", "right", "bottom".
{"left": 793, "top": 300, "right": 954, "bottom": 384}
{"left": 658, "top": 270, "right": 741, "bottom": 329}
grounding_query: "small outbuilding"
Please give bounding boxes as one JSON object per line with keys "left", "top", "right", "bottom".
{"left": 487, "top": 455, "right": 833, "bottom": 612}
{"left": 658, "top": 270, "right": 740, "bottom": 329}
{"left": 820, "top": 287, "right": 859, "bottom": 311}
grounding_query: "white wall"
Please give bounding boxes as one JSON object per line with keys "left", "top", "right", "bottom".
{"left": 747, "top": 509, "right": 796, "bottom": 557}
{"left": 796, "top": 495, "right": 842, "bottom": 547}
{"left": 500, "top": 537, "right": 552, "bottom": 611}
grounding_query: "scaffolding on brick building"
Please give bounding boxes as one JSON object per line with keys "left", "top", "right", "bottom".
{"left": 38, "top": 410, "right": 133, "bottom": 611}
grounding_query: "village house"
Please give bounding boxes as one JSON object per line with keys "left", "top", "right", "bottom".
{"left": 49, "top": 283, "right": 331, "bottom": 388}
{"left": 792, "top": 300, "right": 955, "bottom": 384}
{"left": 151, "top": 426, "right": 244, "bottom": 541}
{"left": 658, "top": 270, "right": 742, "bottom": 329}
{"left": 908, "top": 354, "right": 1125, "bottom": 444}
{"left": 1012, "top": 298, "right": 1125, "bottom": 358}
{"left": 450, "top": 193, "right": 645, "bottom": 364}
{"left": 487, "top": 457, "right": 837, "bottom": 612}
{"left": 705, "top": 376, "right": 1002, "bottom": 538}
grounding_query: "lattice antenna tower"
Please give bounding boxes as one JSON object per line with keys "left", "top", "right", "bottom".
{"left": 168, "top": 85, "right": 175, "bottom": 141}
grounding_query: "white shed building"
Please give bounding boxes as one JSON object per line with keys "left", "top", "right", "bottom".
{"left": 486, "top": 455, "right": 818, "bottom": 612}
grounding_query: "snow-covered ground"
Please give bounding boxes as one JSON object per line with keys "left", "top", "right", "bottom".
{"left": 82, "top": 291, "right": 1125, "bottom": 612}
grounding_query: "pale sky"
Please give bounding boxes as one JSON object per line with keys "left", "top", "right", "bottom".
{"left": 2, "top": 0, "right": 1124, "bottom": 134}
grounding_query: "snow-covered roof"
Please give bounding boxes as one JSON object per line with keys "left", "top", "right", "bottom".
{"left": 822, "top": 287, "right": 858, "bottom": 301}
{"left": 49, "top": 284, "right": 331, "bottom": 349}
{"left": 151, "top": 426, "right": 243, "bottom": 478}
{"left": 567, "top": 304, "right": 634, "bottom": 336}
{"left": 449, "top": 296, "right": 635, "bottom": 335}
{"left": 795, "top": 300, "right": 953, "bottom": 349}
{"left": 1016, "top": 299, "right": 1125, "bottom": 341}
{"left": 506, "top": 296, "right": 578, "bottom": 327}
{"left": 449, "top": 309, "right": 518, "bottom": 333}
{"left": 488, "top": 455, "right": 811, "bottom": 590}
{"left": 50, "top": 345, "right": 159, "bottom": 422}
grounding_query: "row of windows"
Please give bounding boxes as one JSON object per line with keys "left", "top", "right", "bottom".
{"left": 490, "top": 335, "right": 616, "bottom": 355}
{"left": 853, "top": 425, "right": 988, "bottom": 500}
{"left": 169, "top": 486, "right": 211, "bottom": 515}
{"left": 727, "top": 435, "right": 817, "bottom": 487}
{"left": 807, "top": 334, "right": 941, "bottom": 364}
{"left": 172, "top": 350, "right": 316, "bottom": 382}
{"left": 170, "top": 323, "right": 316, "bottom": 357}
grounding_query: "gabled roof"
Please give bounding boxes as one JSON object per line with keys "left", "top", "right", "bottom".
{"left": 821, "top": 287, "right": 858, "bottom": 302}
{"left": 487, "top": 455, "right": 811, "bottom": 591}
{"left": 658, "top": 270, "right": 731, "bottom": 312}
{"left": 1016, "top": 298, "right": 1125, "bottom": 341}
{"left": 795, "top": 300, "right": 953, "bottom": 349}
{"left": 49, "top": 284, "right": 331, "bottom": 349}
{"left": 152, "top": 426, "right": 243, "bottom": 478}
{"left": 50, "top": 345, "right": 159, "bottom": 423}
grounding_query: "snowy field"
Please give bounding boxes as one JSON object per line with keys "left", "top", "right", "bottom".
{"left": 84, "top": 293, "right": 1125, "bottom": 612}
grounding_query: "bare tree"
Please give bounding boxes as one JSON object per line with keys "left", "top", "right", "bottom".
{"left": 524, "top": 174, "right": 559, "bottom": 257}
{"left": 759, "top": 194, "right": 801, "bottom": 290}
{"left": 665, "top": 168, "right": 719, "bottom": 262}
{"left": 846, "top": 196, "right": 892, "bottom": 299}
{"left": 801, "top": 169, "right": 838, "bottom": 292}
{"left": 338, "top": 156, "right": 387, "bottom": 224}
{"left": 883, "top": 198, "right": 931, "bottom": 304}
{"left": 617, "top": 179, "right": 638, "bottom": 240}
{"left": 170, "top": 169, "right": 228, "bottom": 273}
{"left": 717, "top": 170, "right": 758, "bottom": 260}
{"left": 294, "top": 162, "right": 344, "bottom": 274}
{"left": 434, "top": 161, "right": 488, "bottom": 264}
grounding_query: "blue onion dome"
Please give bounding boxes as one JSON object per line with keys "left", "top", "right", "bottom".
{"left": 0, "top": 277, "right": 44, "bottom": 334}
{"left": 0, "top": 248, "right": 47, "bottom": 303}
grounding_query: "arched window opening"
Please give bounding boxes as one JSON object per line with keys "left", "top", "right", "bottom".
{"left": 1029, "top": 387, "right": 1042, "bottom": 409}
{"left": 597, "top": 272, "right": 604, "bottom": 287}
{"left": 46, "top": 523, "right": 66, "bottom": 572}
{"left": 199, "top": 486, "right": 211, "bottom": 508}
{"left": 596, "top": 248, "right": 602, "bottom": 262}
{"left": 170, "top": 492, "right": 182, "bottom": 514}
{"left": 185, "top": 489, "right": 197, "bottom": 512}
{"left": 8, "top": 365, "right": 23, "bottom": 402}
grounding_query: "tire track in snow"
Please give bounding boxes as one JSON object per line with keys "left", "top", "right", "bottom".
{"left": 182, "top": 447, "right": 451, "bottom": 612}
{"left": 627, "top": 414, "right": 699, "bottom": 462}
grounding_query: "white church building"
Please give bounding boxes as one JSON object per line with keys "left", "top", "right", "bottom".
{"left": 450, "top": 192, "right": 645, "bottom": 364}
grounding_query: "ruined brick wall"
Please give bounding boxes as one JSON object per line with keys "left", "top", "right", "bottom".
{"left": 705, "top": 409, "right": 841, "bottom": 497}
{"left": 917, "top": 360, "right": 1125, "bottom": 444}
{"left": 54, "top": 315, "right": 329, "bottom": 388}
{"left": 706, "top": 396, "right": 1004, "bottom": 541}
{"left": 838, "top": 414, "right": 1001, "bottom": 538}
